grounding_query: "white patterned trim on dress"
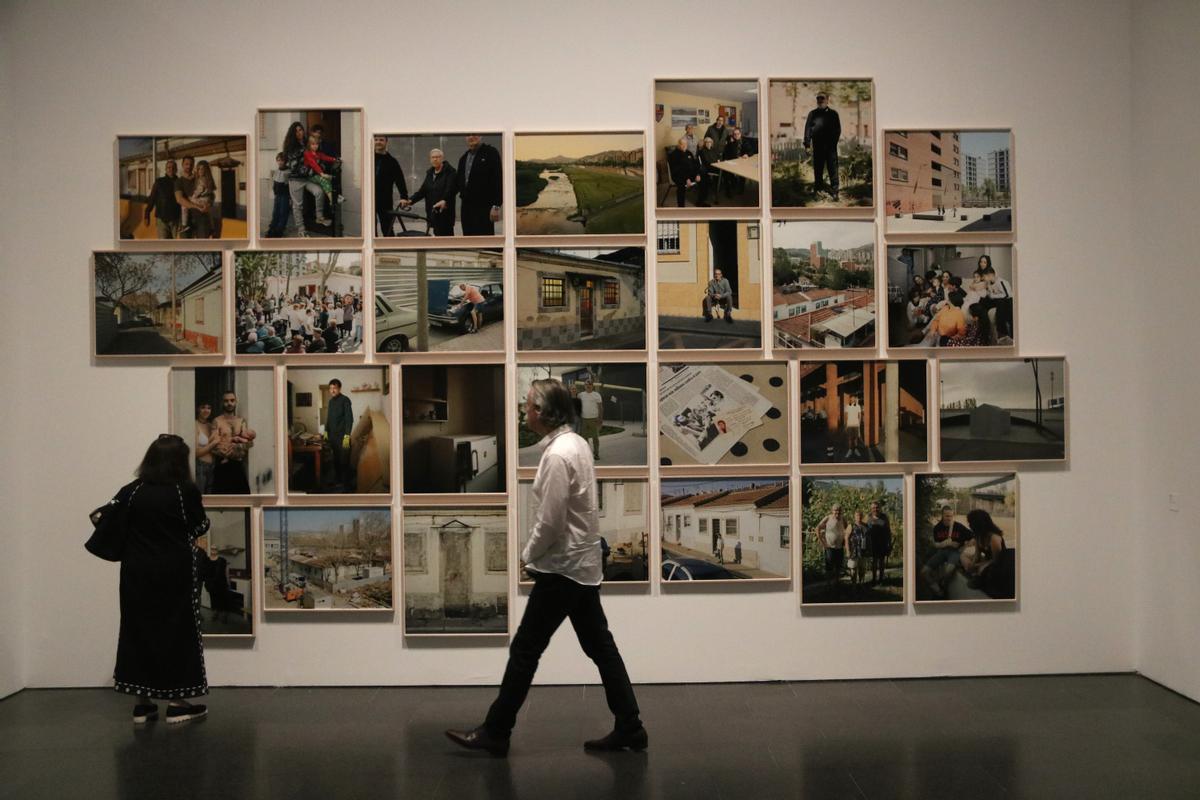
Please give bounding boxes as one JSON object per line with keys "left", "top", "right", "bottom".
{"left": 113, "top": 679, "right": 208, "bottom": 700}
{"left": 178, "top": 484, "right": 210, "bottom": 690}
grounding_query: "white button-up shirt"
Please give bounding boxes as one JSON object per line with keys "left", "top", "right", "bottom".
{"left": 521, "top": 424, "right": 602, "bottom": 586}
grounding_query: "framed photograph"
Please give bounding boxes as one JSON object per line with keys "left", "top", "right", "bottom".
{"left": 258, "top": 109, "right": 364, "bottom": 239}
{"left": 284, "top": 367, "right": 392, "bottom": 495}
{"left": 169, "top": 367, "right": 277, "bottom": 498}
{"left": 799, "top": 360, "right": 929, "bottom": 465}
{"left": 768, "top": 80, "right": 874, "bottom": 210}
{"left": 887, "top": 244, "right": 1015, "bottom": 349}
{"left": 938, "top": 358, "right": 1067, "bottom": 463}
{"left": 402, "top": 365, "right": 505, "bottom": 493}
{"left": 514, "top": 132, "right": 645, "bottom": 236}
{"left": 660, "top": 477, "right": 791, "bottom": 582}
{"left": 656, "top": 221, "right": 762, "bottom": 350}
{"left": 517, "top": 364, "right": 648, "bottom": 468}
{"left": 234, "top": 250, "right": 363, "bottom": 355}
{"left": 800, "top": 475, "right": 904, "bottom": 605}
{"left": 517, "top": 479, "right": 650, "bottom": 584}
{"left": 116, "top": 136, "right": 248, "bottom": 241}
{"left": 263, "top": 507, "right": 394, "bottom": 611}
{"left": 402, "top": 507, "right": 508, "bottom": 635}
{"left": 772, "top": 221, "right": 876, "bottom": 350}
{"left": 884, "top": 129, "right": 1013, "bottom": 235}
{"left": 375, "top": 249, "right": 504, "bottom": 354}
{"left": 372, "top": 133, "right": 503, "bottom": 238}
{"left": 199, "top": 508, "right": 254, "bottom": 637}
{"left": 654, "top": 79, "right": 760, "bottom": 209}
{"left": 659, "top": 362, "right": 788, "bottom": 467}
{"left": 914, "top": 473, "right": 1018, "bottom": 603}
{"left": 93, "top": 251, "right": 223, "bottom": 358}
{"left": 516, "top": 247, "right": 646, "bottom": 351}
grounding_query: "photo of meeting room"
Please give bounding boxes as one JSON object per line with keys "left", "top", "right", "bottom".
{"left": 772, "top": 221, "right": 876, "bottom": 351}
{"left": 117, "top": 136, "right": 248, "bottom": 240}
{"left": 799, "top": 360, "right": 929, "bottom": 465}
{"left": 402, "top": 365, "right": 505, "bottom": 494}
{"left": 373, "top": 133, "right": 503, "bottom": 238}
{"left": 169, "top": 367, "right": 277, "bottom": 497}
{"left": 654, "top": 80, "right": 760, "bottom": 209}
{"left": 656, "top": 221, "right": 762, "bottom": 349}
{"left": 887, "top": 244, "right": 1014, "bottom": 349}
{"left": 514, "top": 132, "right": 645, "bottom": 236}
{"left": 93, "top": 251, "right": 223, "bottom": 357}
{"left": 285, "top": 367, "right": 391, "bottom": 495}
{"left": 234, "top": 251, "right": 364, "bottom": 355}
{"left": 884, "top": 129, "right": 1013, "bottom": 234}
{"left": 914, "top": 473, "right": 1018, "bottom": 603}
{"left": 768, "top": 80, "right": 874, "bottom": 209}
{"left": 258, "top": 109, "right": 363, "bottom": 239}
{"left": 375, "top": 249, "right": 504, "bottom": 354}
{"left": 938, "top": 358, "right": 1067, "bottom": 463}
{"left": 198, "top": 508, "right": 254, "bottom": 637}
{"left": 517, "top": 364, "right": 648, "bottom": 468}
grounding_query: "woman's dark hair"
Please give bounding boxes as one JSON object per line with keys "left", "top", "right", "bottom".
{"left": 968, "top": 302, "right": 994, "bottom": 343}
{"left": 137, "top": 434, "right": 193, "bottom": 485}
{"left": 948, "top": 290, "right": 966, "bottom": 307}
{"left": 283, "top": 122, "right": 306, "bottom": 156}
{"left": 195, "top": 402, "right": 212, "bottom": 421}
{"left": 528, "top": 378, "right": 576, "bottom": 430}
{"left": 966, "top": 509, "right": 1002, "bottom": 541}
{"left": 978, "top": 254, "right": 993, "bottom": 270}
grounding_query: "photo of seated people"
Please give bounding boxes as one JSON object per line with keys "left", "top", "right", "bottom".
{"left": 374, "top": 134, "right": 503, "bottom": 238}
{"left": 888, "top": 245, "right": 1014, "bottom": 348}
{"left": 655, "top": 80, "right": 760, "bottom": 208}
{"left": 914, "top": 474, "right": 1018, "bottom": 602}
{"left": 285, "top": 368, "right": 391, "bottom": 495}
{"left": 801, "top": 476, "right": 903, "bottom": 605}
{"left": 117, "top": 136, "right": 249, "bottom": 240}
{"left": 169, "top": 367, "right": 276, "bottom": 497}
{"left": 234, "top": 251, "right": 363, "bottom": 355}
{"left": 259, "top": 110, "right": 362, "bottom": 239}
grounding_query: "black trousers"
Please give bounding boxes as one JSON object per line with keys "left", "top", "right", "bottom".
{"left": 674, "top": 181, "right": 689, "bottom": 207}
{"left": 484, "top": 571, "right": 640, "bottom": 737}
{"left": 329, "top": 435, "right": 350, "bottom": 490}
{"left": 460, "top": 201, "right": 495, "bottom": 236}
{"left": 813, "top": 143, "right": 839, "bottom": 191}
{"left": 376, "top": 210, "right": 395, "bottom": 236}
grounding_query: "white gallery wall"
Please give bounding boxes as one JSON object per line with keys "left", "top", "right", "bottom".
{"left": 0, "top": 0, "right": 1194, "bottom": 699}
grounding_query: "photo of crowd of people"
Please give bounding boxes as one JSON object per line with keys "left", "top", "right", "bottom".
{"left": 234, "top": 251, "right": 363, "bottom": 355}
{"left": 768, "top": 80, "right": 874, "bottom": 208}
{"left": 374, "top": 134, "right": 503, "bottom": 237}
{"left": 801, "top": 476, "right": 904, "bottom": 605}
{"left": 888, "top": 245, "right": 1014, "bottom": 349}
{"left": 915, "top": 473, "right": 1018, "bottom": 602}
{"left": 259, "top": 110, "right": 362, "bottom": 239}
{"left": 117, "top": 136, "right": 248, "bottom": 240}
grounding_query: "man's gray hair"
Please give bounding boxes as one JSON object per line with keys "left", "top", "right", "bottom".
{"left": 528, "top": 378, "right": 576, "bottom": 430}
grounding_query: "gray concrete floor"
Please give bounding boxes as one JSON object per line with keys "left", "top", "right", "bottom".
{"left": 1, "top": 674, "right": 1198, "bottom": 799}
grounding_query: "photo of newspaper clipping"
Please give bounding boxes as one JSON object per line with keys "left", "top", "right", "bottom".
{"left": 659, "top": 365, "right": 773, "bottom": 465}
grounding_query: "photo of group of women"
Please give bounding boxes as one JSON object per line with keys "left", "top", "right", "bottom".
{"left": 888, "top": 245, "right": 1014, "bottom": 349}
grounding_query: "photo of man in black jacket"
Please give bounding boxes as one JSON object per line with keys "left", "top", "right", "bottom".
{"left": 326, "top": 378, "right": 354, "bottom": 492}
{"left": 804, "top": 92, "right": 842, "bottom": 200}
{"left": 374, "top": 136, "right": 408, "bottom": 236}
{"left": 401, "top": 149, "right": 458, "bottom": 236}
{"left": 456, "top": 134, "right": 502, "bottom": 236}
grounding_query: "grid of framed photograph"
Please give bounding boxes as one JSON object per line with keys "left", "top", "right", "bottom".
{"left": 92, "top": 80, "right": 1064, "bottom": 639}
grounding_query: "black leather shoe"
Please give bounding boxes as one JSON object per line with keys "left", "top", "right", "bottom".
{"left": 445, "top": 726, "right": 510, "bottom": 757}
{"left": 584, "top": 726, "right": 648, "bottom": 752}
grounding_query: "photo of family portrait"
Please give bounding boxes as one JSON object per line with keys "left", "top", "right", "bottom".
{"left": 402, "top": 365, "right": 505, "bottom": 493}
{"left": 375, "top": 249, "right": 504, "bottom": 353}
{"left": 169, "top": 367, "right": 277, "bottom": 497}
{"left": 656, "top": 221, "right": 762, "bottom": 350}
{"left": 198, "top": 508, "right": 254, "bottom": 637}
{"left": 93, "top": 251, "right": 222, "bottom": 357}
{"left": 888, "top": 245, "right": 1014, "bottom": 349}
{"left": 772, "top": 221, "right": 875, "bottom": 350}
{"left": 374, "top": 133, "right": 503, "bottom": 238}
{"left": 655, "top": 80, "right": 760, "bottom": 208}
{"left": 117, "top": 135, "right": 248, "bottom": 240}
{"left": 768, "top": 80, "right": 874, "bottom": 209}
{"left": 259, "top": 109, "right": 363, "bottom": 239}
{"left": 915, "top": 473, "right": 1018, "bottom": 602}
{"left": 801, "top": 476, "right": 904, "bottom": 605}
{"left": 234, "top": 251, "right": 363, "bottom": 355}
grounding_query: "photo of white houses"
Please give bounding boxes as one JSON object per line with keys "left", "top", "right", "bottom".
{"left": 772, "top": 221, "right": 875, "bottom": 350}
{"left": 518, "top": 480, "right": 649, "bottom": 583}
{"left": 660, "top": 478, "right": 791, "bottom": 581}
{"left": 94, "top": 252, "right": 223, "bottom": 357}
{"left": 199, "top": 509, "right": 253, "bottom": 636}
{"left": 403, "top": 508, "right": 508, "bottom": 635}
{"left": 516, "top": 247, "right": 646, "bottom": 350}
{"left": 263, "top": 508, "right": 394, "bottom": 611}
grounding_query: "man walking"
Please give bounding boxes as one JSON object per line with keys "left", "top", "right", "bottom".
{"left": 803, "top": 91, "right": 842, "bottom": 200}
{"left": 456, "top": 134, "right": 502, "bottom": 236}
{"left": 326, "top": 378, "right": 354, "bottom": 492}
{"left": 445, "top": 379, "right": 645, "bottom": 756}
{"left": 578, "top": 379, "right": 604, "bottom": 461}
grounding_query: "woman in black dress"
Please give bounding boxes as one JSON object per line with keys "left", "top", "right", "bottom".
{"left": 112, "top": 434, "right": 211, "bottom": 724}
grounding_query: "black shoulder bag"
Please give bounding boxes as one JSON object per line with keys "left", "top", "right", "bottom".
{"left": 85, "top": 481, "right": 141, "bottom": 562}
